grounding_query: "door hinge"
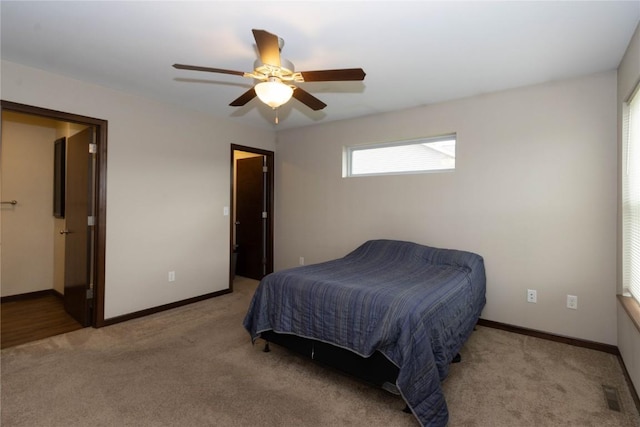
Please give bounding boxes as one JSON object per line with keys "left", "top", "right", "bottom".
{"left": 262, "top": 211, "right": 268, "bottom": 219}
{"left": 88, "top": 216, "right": 95, "bottom": 226}
{"left": 89, "top": 143, "right": 97, "bottom": 154}
{"left": 263, "top": 166, "right": 268, "bottom": 173}
{"left": 86, "top": 288, "right": 94, "bottom": 299}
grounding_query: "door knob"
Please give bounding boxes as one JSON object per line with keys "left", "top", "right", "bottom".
{"left": 59, "top": 229, "right": 71, "bottom": 234}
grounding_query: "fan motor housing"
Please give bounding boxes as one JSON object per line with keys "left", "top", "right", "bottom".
{"left": 253, "top": 58, "right": 297, "bottom": 82}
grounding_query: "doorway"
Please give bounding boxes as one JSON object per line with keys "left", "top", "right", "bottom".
{"left": 0, "top": 101, "right": 107, "bottom": 337}
{"left": 231, "top": 145, "right": 274, "bottom": 285}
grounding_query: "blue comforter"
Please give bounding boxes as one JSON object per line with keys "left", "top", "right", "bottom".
{"left": 243, "top": 239, "right": 486, "bottom": 426}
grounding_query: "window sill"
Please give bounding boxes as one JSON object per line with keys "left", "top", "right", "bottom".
{"left": 619, "top": 294, "right": 640, "bottom": 334}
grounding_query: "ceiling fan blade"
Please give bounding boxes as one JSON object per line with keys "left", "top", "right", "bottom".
{"left": 173, "top": 63, "right": 246, "bottom": 77}
{"left": 300, "top": 68, "right": 366, "bottom": 82}
{"left": 252, "top": 29, "right": 281, "bottom": 68}
{"left": 229, "top": 88, "right": 257, "bottom": 107}
{"left": 292, "top": 87, "right": 327, "bottom": 111}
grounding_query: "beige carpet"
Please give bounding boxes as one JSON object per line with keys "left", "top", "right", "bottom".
{"left": 1, "top": 277, "right": 638, "bottom": 426}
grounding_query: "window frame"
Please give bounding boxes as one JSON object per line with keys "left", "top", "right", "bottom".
{"left": 623, "top": 83, "right": 640, "bottom": 303}
{"left": 343, "top": 133, "right": 457, "bottom": 178}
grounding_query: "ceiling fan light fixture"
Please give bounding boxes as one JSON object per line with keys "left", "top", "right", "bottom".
{"left": 174, "top": 29, "right": 365, "bottom": 116}
{"left": 255, "top": 77, "right": 293, "bottom": 109}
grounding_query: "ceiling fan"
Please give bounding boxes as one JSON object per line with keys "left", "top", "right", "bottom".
{"left": 173, "top": 29, "right": 366, "bottom": 116}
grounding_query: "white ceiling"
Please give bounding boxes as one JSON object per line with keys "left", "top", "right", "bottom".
{"left": 1, "top": 1, "right": 639, "bottom": 131}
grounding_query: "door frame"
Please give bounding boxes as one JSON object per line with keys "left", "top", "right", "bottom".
{"left": 1, "top": 100, "right": 108, "bottom": 327}
{"left": 230, "top": 144, "right": 274, "bottom": 289}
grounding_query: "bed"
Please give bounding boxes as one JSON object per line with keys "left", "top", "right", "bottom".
{"left": 243, "top": 239, "right": 486, "bottom": 427}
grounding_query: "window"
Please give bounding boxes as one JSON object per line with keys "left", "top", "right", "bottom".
{"left": 623, "top": 85, "right": 640, "bottom": 302}
{"left": 344, "top": 134, "right": 456, "bottom": 177}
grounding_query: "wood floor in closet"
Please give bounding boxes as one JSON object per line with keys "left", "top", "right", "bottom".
{"left": 1, "top": 295, "right": 83, "bottom": 349}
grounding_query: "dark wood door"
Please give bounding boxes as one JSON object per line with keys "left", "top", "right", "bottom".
{"left": 62, "top": 127, "right": 93, "bottom": 326}
{"left": 236, "top": 156, "right": 265, "bottom": 280}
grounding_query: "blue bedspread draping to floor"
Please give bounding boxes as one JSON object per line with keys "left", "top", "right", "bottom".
{"left": 244, "top": 239, "right": 486, "bottom": 426}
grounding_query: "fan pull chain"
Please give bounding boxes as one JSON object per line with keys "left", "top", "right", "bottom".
{"left": 274, "top": 108, "right": 279, "bottom": 125}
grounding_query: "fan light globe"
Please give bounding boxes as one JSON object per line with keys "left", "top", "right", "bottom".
{"left": 255, "top": 78, "right": 293, "bottom": 109}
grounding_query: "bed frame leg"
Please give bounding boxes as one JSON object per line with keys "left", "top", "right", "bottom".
{"left": 452, "top": 353, "right": 461, "bottom": 363}
{"left": 263, "top": 342, "right": 271, "bottom": 353}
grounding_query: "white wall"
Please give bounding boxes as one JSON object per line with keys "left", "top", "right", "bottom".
{"left": 1, "top": 113, "right": 89, "bottom": 297}
{"left": 275, "top": 71, "right": 617, "bottom": 345}
{"left": 1, "top": 60, "right": 276, "bottom": 319}
{"left": 617, "top": 22, "right": 640, "bottom": 395}
{"left": 0, "top": 58, "right": 622, "bottom": 347}
{"left": 0, "top": 112, "right": 57, "bottom": 296}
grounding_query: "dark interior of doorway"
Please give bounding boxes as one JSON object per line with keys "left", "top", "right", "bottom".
{"left": 230, "top": 144, "right": 274, "bottom": 288}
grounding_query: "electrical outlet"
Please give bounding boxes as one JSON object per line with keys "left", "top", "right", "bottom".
{"left": 567, "top": 295, "right": 577, "bottom": 310}
{"left": 527, "top": 289, "right": 537, "bottom": 303}
{"left": 299, "top": 257, "right": 305, "bottom": 266}
{"left": 168, "top": 271, "right": 176, "bottom": 282}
